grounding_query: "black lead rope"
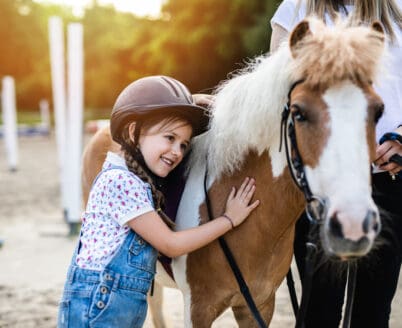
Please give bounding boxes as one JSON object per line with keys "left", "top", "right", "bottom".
{"left": 286, "top": 269, "right": 300, "bottom": 318}
{"left": 343, "top": 264, "right": 357, "bottom": 328}
{"left": 294, "top": 238, "right": 318, "bottom": 328}
{"left": 203, "top": 164, "right": 268, "bottom": 328}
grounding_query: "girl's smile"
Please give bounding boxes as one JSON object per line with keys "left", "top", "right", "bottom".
{"left": 138, "top": 120, "right": 192, "bottom": 177}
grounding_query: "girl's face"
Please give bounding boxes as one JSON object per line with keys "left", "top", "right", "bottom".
{"left": 137, "top": 119, "right": 193, "bottom": 177}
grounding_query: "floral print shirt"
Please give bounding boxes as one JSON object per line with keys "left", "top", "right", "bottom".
{"left": 76, "top": 152, "right": 154, "bottom": 270}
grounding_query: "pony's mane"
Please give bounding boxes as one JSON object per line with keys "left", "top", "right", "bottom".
{"left": 190, "top": 18, "right": 385, "bottom": 179}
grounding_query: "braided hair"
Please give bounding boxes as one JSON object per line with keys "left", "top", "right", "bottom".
{"left": 118, "top": 115, "right": 191, "bottom": 229}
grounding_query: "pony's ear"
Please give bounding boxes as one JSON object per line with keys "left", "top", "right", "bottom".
{"left": 371, "top": 21, "right": 384, "bottom": 34}
{"left": 371, "top": 20, "right": 385, "bottom": 43}
{"left": 289, "top": 20, "right": 312, "bottom": 57}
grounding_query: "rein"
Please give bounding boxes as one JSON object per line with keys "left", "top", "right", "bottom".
{"left": 280, "top": 80, "right": 357, "bottom": 328}
{"left": 203, "top": 164, "right": 268, "bottom": 328}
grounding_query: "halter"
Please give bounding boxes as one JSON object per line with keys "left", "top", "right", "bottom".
{"left": 279, "top": 79, "right": 326, "bottom": 222}
{"left": 280, "top": 80, "right": 356, "bottom": 328}
{"left": 280, "top": 80, "right": 313, "bottom": 201}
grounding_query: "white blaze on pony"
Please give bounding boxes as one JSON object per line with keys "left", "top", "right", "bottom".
{"left": 81, "top": 17, "right": 386, "bottom": 328}
{"left": 306, "top": 82, "right": 379, "bottom": 250}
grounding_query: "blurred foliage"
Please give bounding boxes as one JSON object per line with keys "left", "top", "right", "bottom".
{"left": 0, "top": 0, "right": 281, "bottom": 117}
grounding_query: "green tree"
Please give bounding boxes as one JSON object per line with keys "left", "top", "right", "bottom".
{"left": 0, "top": 0, "right": 283, "bottom": 113}
{"left": 123, "top": 0, "right": 283, "bottom": 94}
{"left": 0, "top": 0, "right": 76, "bottom": 110}
{"left": 83, "top": 3, "right": 145, "bottom": 110}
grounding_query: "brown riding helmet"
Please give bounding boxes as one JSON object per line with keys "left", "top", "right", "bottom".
{"left": 110, "top": 75, "right": 210, "bottom": 144}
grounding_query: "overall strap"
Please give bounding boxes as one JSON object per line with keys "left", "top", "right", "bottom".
{"left": 100, "top": 164, "right": 155, "bottom": 271}
{"left": 91, "top": 164, "right": 128, "bottom": 189}
{"left": 70, "top": 163, "right": 133, "bottom": 265}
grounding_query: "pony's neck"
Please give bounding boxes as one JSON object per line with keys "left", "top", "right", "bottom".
{"left": 199, "top": 44, "right": 293, "bottom": 180}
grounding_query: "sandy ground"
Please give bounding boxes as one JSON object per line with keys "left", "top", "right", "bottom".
{"left": 0, "top": 133, "right": 401, "bottom": 327}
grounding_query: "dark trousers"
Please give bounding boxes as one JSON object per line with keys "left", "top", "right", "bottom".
{"left": 294, "top": 173, "right": 402, "bottom": 328}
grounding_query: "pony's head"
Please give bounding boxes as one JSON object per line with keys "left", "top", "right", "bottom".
{"left": 287, "top": 18, "right": 385, "bottom": 258}
{"left": 202, "top": 17, "right": 385, "bottom": 259}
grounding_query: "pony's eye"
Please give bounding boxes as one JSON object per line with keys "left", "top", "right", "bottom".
{"left": 291, "top": 104, "right": 307, "bottom": 122}
{"left": 374, "top": 103, "right": 384, "bottom": 123}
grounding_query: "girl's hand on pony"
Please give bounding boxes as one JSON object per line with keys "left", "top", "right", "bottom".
{"left": 224, "top": 177, "right": 260, "bottom": 227}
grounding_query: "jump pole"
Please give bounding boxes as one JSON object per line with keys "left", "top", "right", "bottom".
{"left": 65, "top": 22, "right": 84, "bottom": 235}
{"left": 49, "top": 16, "right": 69, "bottom": 223}
{"left": 1, "top": 76, "right": 19, "bottom": 172}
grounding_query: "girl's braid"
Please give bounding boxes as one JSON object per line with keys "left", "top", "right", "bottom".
{"left": 124, "top": 150, "right": 165, "bottom": 209}
{"left": 122, "top": 132, "right": 175, "bottom": 229}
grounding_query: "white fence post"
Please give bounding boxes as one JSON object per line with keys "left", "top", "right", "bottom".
{"left": 66, "top": 22, "right": 84, "bottom": 233}
{"left": 49, "top": 16, "right": 69, "bottom": 225}
{"left": 1, "top": 76, "right": 19, "bottom": 172}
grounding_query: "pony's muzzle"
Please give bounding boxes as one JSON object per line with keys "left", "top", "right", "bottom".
{"left": 324, "top": 209, "right": 380, "bottom": 258}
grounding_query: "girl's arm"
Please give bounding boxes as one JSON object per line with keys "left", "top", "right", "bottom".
{"left": 128, "top": 177, "right": 259, "bottom": 258}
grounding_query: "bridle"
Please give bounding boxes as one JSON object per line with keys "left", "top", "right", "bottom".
{"left": 280, "top": 80, "right": 357, "bottom": 328}
{"left": 279, "top": 79, "right": 327, "bottom": 220}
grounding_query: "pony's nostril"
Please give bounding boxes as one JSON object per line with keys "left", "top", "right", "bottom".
{"left": 373, "top": 222, "right": 380, "bottom": 234}
{"left": 362, "top": 210, "right": 378, "bottom": 234}
{"left": 329, "top": 215, "right": 343, "bottom": 239}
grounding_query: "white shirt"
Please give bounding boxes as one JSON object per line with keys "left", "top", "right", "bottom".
{"left": 271, "top": 0, "right": 402, "bottom": 141}
{"left": 76, "top": 152, "right": 154, "bottom": 270}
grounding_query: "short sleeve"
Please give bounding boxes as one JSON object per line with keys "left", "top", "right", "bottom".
{"left": 270, "top": 0, "right": 304, "bottom": 32}
{"left": 92, "top": 169, "right": 155, "bottom": 226}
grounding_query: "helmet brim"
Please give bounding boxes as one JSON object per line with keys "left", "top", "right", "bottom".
{"left": 110, "top": 103, "right": 210, "bottom": 143}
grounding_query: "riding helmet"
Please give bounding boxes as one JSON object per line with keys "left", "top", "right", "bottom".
{"left": 110, "top": 75, "right": 210, "bottom": 144}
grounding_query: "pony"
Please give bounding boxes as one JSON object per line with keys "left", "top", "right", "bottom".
{"left": 81, "top": 18, "right": 386, "bottom": 327}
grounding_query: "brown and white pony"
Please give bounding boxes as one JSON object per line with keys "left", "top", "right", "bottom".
{"left": 82, "top": 18, "right": 386, "bottom": 327}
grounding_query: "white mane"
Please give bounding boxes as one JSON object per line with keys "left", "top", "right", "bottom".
{"left": 190, "top": 44, "right": 293, "bottom": 179}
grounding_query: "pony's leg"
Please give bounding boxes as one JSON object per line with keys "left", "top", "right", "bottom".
{"left": 183, "top": 294, "right": 221, "bottom": 328}
{"left": 148, "top": 281, "right": 166, "bottom": 328}
{"left": 232, "top": 297, "right": 275, "bottom": 328}
{"left": 190, "top": 307, "right": 220, "bottom": 328}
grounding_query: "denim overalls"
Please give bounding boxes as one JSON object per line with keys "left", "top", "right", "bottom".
{"left": 58, "top": 165, "right": 158, "bottom": 328}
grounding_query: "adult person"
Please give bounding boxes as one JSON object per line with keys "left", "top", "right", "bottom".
{"left": 270, "top": 1, "right": 402, "bottom": 327}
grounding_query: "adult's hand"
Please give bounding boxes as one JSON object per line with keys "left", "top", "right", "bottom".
{"left": 192, "top": 94, "right": 215, "bottom": 108}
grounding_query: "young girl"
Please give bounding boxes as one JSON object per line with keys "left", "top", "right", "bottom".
{"left": 57, "top": 75, "right": 259, "bottom": 328}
